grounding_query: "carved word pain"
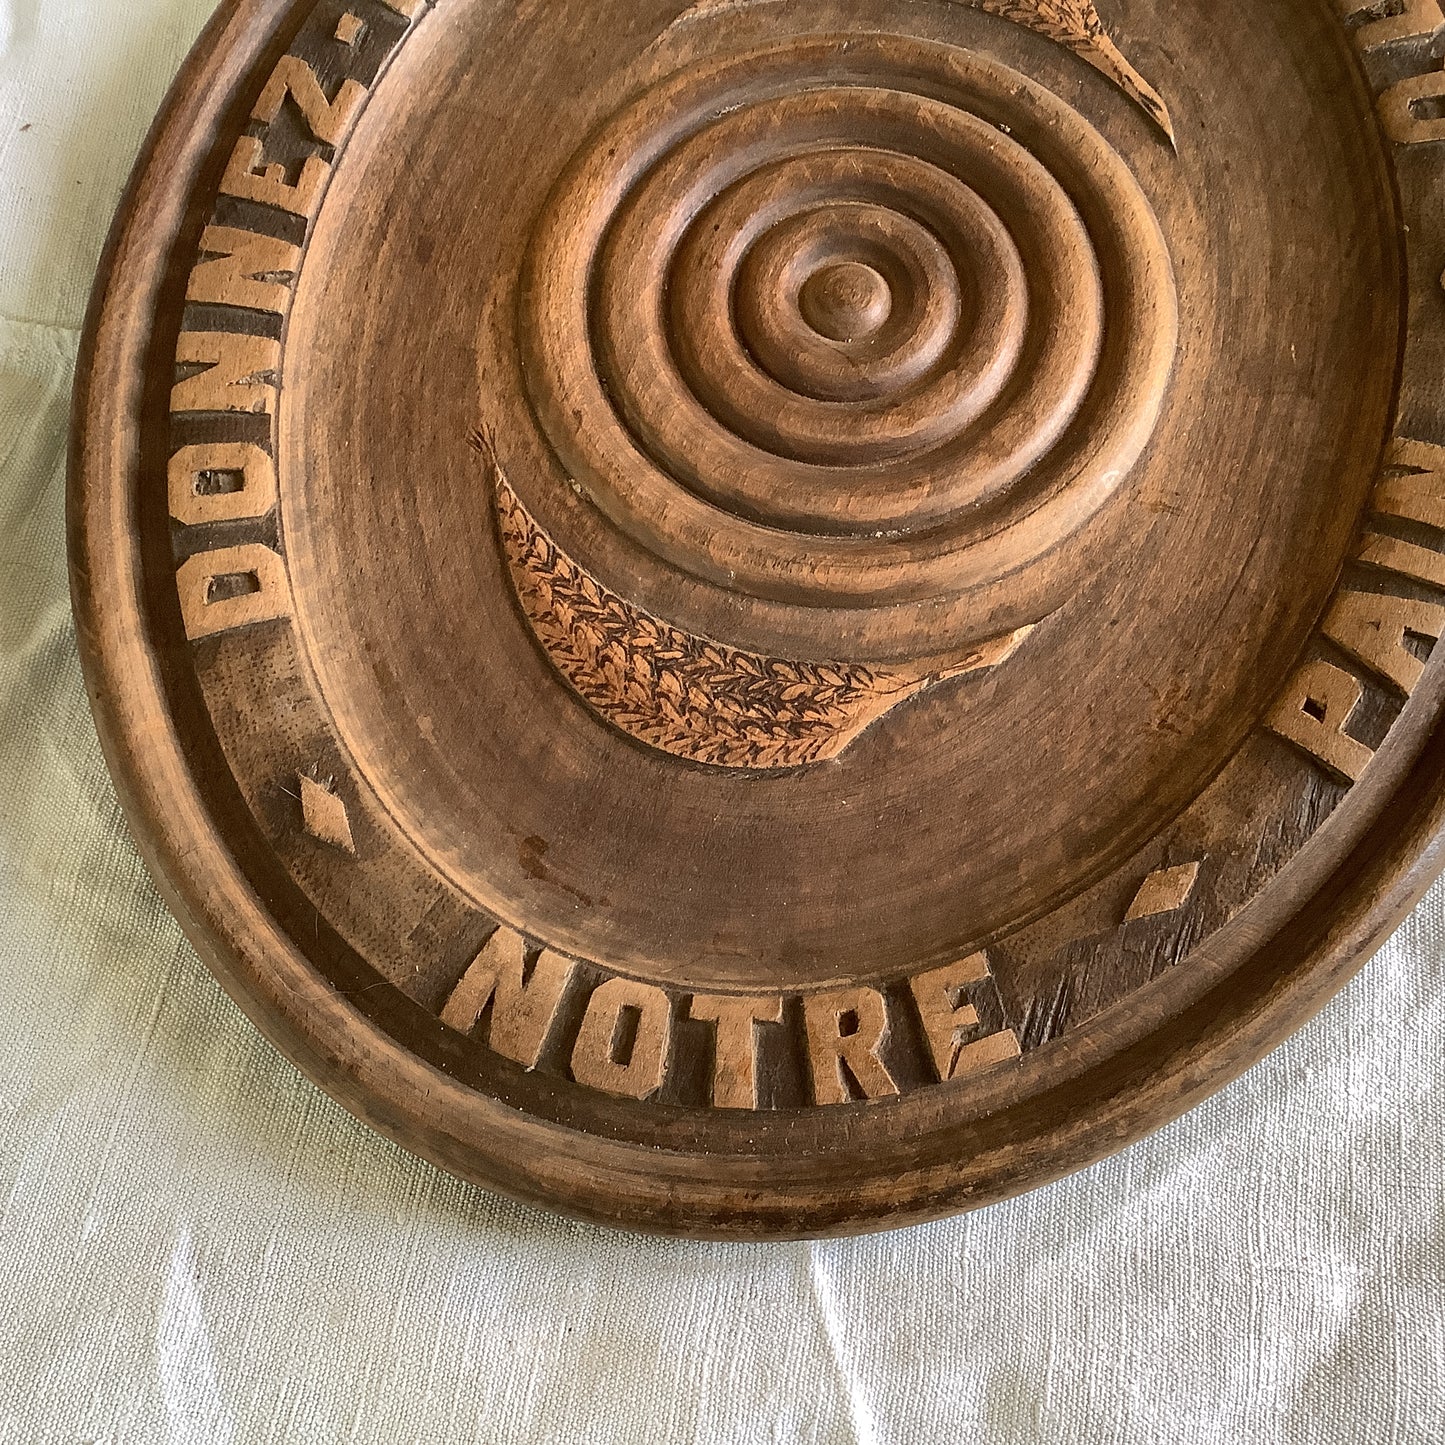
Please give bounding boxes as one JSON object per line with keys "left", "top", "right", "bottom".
{"left": 1269, "top": 438, "right": 1445, "bottom": 782}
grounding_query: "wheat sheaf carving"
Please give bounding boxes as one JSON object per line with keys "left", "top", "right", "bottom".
{"left": 968, "top": 0, "right": 1174, "bottom": 141}
{"left": 667, "top": 0, "right": 1174, "bottom": 142}
{"left": 492, "top": 469, "right": 1032, "bottom": 771}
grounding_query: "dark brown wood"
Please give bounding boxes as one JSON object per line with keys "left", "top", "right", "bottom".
{"left": 65, "top": 0, "right": 1445, "bottom": 1237}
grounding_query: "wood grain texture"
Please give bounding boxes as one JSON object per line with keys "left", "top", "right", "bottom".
{"left": 65, "top": 0, "right": 1445, "bottom": 1236}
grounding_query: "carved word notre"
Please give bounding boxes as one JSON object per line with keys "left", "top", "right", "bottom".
{"left": 1268, "top": 437, "right": 1445, "bottom": 782}
{"left": 571, "top": 977, "right": 673, "bottom": 1100}
{"left": 439, "top": 940, "right": 1022, "bottom": 1110}
{"left": 803, "top": 987, "right": 899, "bottom": 1104}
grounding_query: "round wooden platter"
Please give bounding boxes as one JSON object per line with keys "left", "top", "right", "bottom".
{"left": 68, "top": 0, "right": 1445, "bottom": 1238}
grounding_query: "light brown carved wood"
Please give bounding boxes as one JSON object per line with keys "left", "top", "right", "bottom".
{"left": 803, "top": 988, "right": 899, "bottom": 1105}
{"left": 167, "top": 441, "right": 276, "bottom": 527}
{"left": 906, "top": 953, "right": 1023, "bottom": 1082}
{"left": 67, "top": 0, "right": 1445, "bottom": 1236}
{"left": 970, "top": 0, "right": 1173, "bottom": 139}
{"left": 440, "top": 929, "right": 577, "bottom": 1069}
{"left": 688, "top": 994, "right": 786, "bottom": 1109}
{"left": 495, "top": 466, "right": 1032, "bottom": 769}
{"left": 570, "top": 978, "right": 674, "bottom": 1100}
{"left": 299, "top": 772, "right": 356, "bottom": 854}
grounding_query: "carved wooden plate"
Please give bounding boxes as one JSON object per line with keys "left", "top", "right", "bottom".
{"left": 69, "top": 0, "right": 1445, "bottom": 1236}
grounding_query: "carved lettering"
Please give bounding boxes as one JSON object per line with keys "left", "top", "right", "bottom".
{"left": 496, "top": 471, "right": 1034, "bottom": 772}
{"left": 252, "top": 56, "right": 367, "bottom": 146}
{"left": 908, "top": 954, "right": 1021, "bottom": 1083}
{"left": 1379, "top": 64, "right": 1445, "bottom": 144}
{"left": 176, "top": 543, "right": 290, "bottom": 640}
{"left": 1341, "top": 0, "right": 1443, "bottom": 47}
{"left": 168, "top": 442, "right": 277, "bottom": 527}
{"left": 909, "top": 953, "right": 985, "bottom": 1078}
{"left": 1322, "top": 590, "right": 1444, "bottom": 696}
{"left": 803, "top": 987, "right": 898, "bottom": 1105}
{"left": 1360, "top": 534, "right": 1445, "bottom": 590}
{"left": 1267, "top": 658, "right": 1374, "bottom": 783}
{"left": 571, "top": 977, "right": 672, "bottom": 1099}
{"left": 1374, "top": 437, "right": 1445, "bottom": 528}
{"left": 187, "top": 226, "right": 301, "bottom": 314}
{"left": 688, "top": 994, "right": 785, "bottom": 1109}
{"left": 220, "top": 136, "right": 330, "bottom": 217}
{"left": 171, "top": 332, "right": 279, "bottom": 415}
{"left": 1267, "top": 435, "right": 1445, "bottom": 776}
{"left": 439, "top": 927, "right": 575, "bottom": 1068}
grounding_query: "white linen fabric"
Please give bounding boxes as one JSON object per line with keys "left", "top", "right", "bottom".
{"left": 1, "top": 2, "right": 1442, "bottom": 1440}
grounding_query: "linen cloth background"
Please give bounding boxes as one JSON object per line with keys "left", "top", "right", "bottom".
{"left": 1, "top": 1, "right": 1443, "bottom": 1439}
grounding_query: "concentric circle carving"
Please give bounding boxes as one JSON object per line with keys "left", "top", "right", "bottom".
{"left": 519, "top": 33, "right": 1178, "bottom": 606}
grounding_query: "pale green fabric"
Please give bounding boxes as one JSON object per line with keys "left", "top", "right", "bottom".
{"left": 1, "top": 2, "right": 1442, "bottom": 1440}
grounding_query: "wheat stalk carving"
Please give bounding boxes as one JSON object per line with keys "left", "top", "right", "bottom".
{"left": 969, "top": 0, "right": 1173, "bottom": 141}
{"left": 492, "top": 468, "right": 1032, "bottom": 771}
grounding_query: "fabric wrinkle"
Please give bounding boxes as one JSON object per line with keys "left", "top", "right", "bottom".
{"left": 803, "top": 1242, "right": 877, "bottom": 1445}
{"left": 157, "top": 1226, "right": 238, "bottom": 1445}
